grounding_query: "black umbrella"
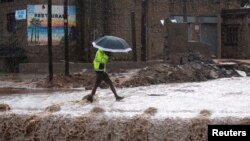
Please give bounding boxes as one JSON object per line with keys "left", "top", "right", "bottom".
{"left": 92, "top": 35, "right": 132, "bottom": 53}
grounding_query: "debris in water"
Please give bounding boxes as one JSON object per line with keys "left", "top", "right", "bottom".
{"left": 199, "top": 109, "right": 212, "bottom": 118}
{"left": 91, "top": 107, "right": 105, "bottom": 113}
{"left": 0, "top": 103, "right": 11, "bottom": 112}
{"left": 44, "top": 104, "right": 61, "bottom": 113}
{"left": 143, "top": 107, "right": 157, "bottom": 116}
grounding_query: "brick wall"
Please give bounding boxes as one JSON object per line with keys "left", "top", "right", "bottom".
{"left": 146, "top": 0, "right": 241, "bottom": 60}
{"left": 166, "top": 23, "right": 211, "bottom": 65}
{"left": 0, "top": 0, "right": 242, "bottom": 63}
{"left": 77, "top": 0, "right": 241, "bottom": 61}
{"left": 221, "top": 9, "right": 250, "bottom": 59}
{"left": 0, "top": 0, "right": 76, "bottom": 63}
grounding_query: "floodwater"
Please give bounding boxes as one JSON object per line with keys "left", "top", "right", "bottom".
{"left": 1, "top": 77, "right": 250, "bottom": 140}
{"left": 0, "top": 87, "right": 80, "bottom": 96}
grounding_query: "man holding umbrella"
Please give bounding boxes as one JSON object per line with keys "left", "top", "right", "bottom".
{"left": 85, "top": 36, "right": 132, "bottom": 102}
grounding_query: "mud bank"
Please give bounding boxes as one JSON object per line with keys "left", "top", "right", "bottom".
{"left": 36, "top": 53, "right": 250, "bottom": 89}
{"left": 0, "top": 113, "right": 249, "bottom": 141}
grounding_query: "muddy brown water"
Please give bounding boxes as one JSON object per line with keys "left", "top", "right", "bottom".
{"left": 0, "top": 114, "right": 249, "bottom": 141}
{"left": 0, "top": 87, "right": 250, "bottom": 140}
{"left": 0, "top": 88, "right": 80, "bottom": 96}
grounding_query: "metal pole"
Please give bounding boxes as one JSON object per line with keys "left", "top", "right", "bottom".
{"left": 103, "top": 0, "right": 109, "bottom": 35}
{"left": 77, "top": 0, "right": 85, "bottom": 61}
{"left": 88, "top": 0, "right": 96, "bottom": 62}
{"left": 217, "top": 14, "right": 222, "bottom": 59}
{"left": 183, "top": 0, "right": 187, "bottom": 22}
{"left": 163, "top": 19, "right": 169, "bottom": 62}
{"left": 141, "top": 0, "right": 147, "bottom": 61}
{"left": 131, "top": 11, "right": 137, "bottom": 61}
{"left": 64, "top": 0, "right": 69, "bottom": 76}
{"left": 48, "top": 0, "right": 53, "bottom": 81}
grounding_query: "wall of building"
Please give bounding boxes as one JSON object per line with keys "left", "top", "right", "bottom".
{"left": 221, "top": 9, "right": 250, "bottom": 59}
{"left": 75, "top": 0, "right": 138, "bottom": 62}
{"left": 167, "top": 23, "right": 211, "bottom": 65}
{"left": 0, "top": 0, "right": 242, "bottom": 63}
{"left": 0, "top": 0, "right": 76, "bottom": 63}
{"left": 77, "top": 0, "right": 241, "bottom": 61}
{"left": 146, "top": 0, "right": 241, "bottom": 60}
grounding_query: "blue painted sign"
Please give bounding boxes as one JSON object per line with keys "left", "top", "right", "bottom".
{"left": 15, "top": 9, "right": 26, "bottom": 20}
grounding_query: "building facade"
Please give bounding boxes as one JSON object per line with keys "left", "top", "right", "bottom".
{"left": 0, "top": 0, "right": 76, "bottom": 63}
{"left": 221, "top": 8, "right": 250, "bottom": 59}
{"left": 0, "top": 0, "right": 244, "bottom": 64}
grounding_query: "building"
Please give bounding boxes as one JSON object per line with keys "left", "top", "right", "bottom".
{"left": 0, "top": 0, "right": 76, "bottom": 64}
{"left": 0, "top": 0, "right": 244, "bottom": 66}
{"left": 221, "top": 8, "right": 250, "bottom": 59}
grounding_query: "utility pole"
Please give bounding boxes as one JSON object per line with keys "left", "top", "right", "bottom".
{"left": 131, "top": 11, "right": 137, "bottom": 61}
{"left": 217, "top": 14, "right": 221, "bottom": 59}
{"left": 64, "top": 0, "right": 69, "bottom": 76}
{"left": 88, "top": 0, "right": 96, "bottom": 62}
{"left": 163, "top": 18, "right": 169, "bottom": 62}
{"left": 48, "top": 0, "right": 53, "bottom": 82}
{"left": 141, "top": 0, "right": 148, "bottom": 61}
{"left": 103, "top": 0, "right": 109, "bottom": 35}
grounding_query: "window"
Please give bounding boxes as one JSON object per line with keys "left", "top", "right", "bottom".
{"left": 7, "top": 13, "right": 16, "bottom": 32}
{"left": 1, "top": 0, "right": 14, "bottom": 3}
{"left": 222, "top": 25, "right": 239, "bottom": 46}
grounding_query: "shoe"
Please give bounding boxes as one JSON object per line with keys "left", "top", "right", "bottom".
{"left": 87, "top": 95, "right": 93, "bottom": 103}
{"left": 116, "top": 96, "right": 124, "bottom": 101}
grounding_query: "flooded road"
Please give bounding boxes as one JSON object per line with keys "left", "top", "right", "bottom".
{"left": 0, "top": 87, "right": 82, "bottom": 96}
{"left": 0, "top": 77, "right": 250, "bottom": 118}
{"left": 0, "top": 77, "right": 250, "bottom": 141}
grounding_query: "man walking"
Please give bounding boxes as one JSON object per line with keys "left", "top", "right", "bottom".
{"left": 85, "top": 49, "right": 124, "bottom": 102}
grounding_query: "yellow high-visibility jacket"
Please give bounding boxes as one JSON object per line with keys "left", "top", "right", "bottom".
{"left": 93, "top": 49, "right": 109, "bottom": 71}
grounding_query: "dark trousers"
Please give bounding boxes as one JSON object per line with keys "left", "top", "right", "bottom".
{"left": 91, "top": 71, "right": 119, "bottom": 98}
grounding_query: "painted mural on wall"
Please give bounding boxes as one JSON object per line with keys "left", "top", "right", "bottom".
{"left": 27, "top": 5, "right": 76, "bottom": 46}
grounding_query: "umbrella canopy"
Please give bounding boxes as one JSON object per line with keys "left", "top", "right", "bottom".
{"left": 92, "top": 35, "right": 132, "bottom": 53}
